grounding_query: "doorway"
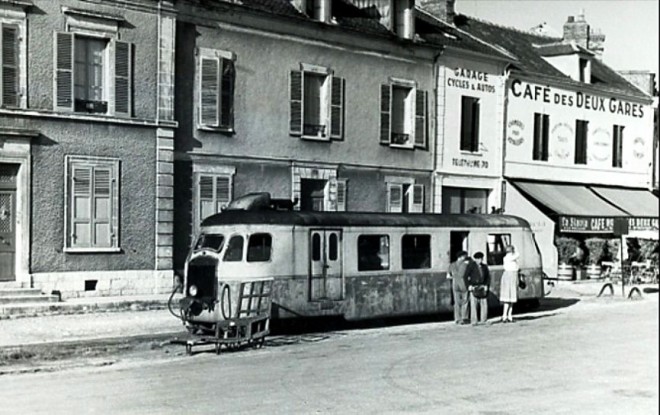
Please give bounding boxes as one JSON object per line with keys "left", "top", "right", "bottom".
{"left": 449, "top": 231, "right": 469, "bottom": 262}
{"left": 0, "top": 164, "right": 19, "bottom": 282}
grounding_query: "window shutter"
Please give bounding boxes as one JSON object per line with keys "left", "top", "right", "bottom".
{"left": 380, "top": 84, "right": 391, "bottom": 145}
{"left": 541, "top": 114, "right": 549, "bottom": 160}
{"left": 1, "top": 24, "right": 19, "bottom": 107}
{"left": 532, "top": 113, "right": 542, "bottom": 160}
{"left": 414, "top": 89, "right": 427, "bottom": 149}
{"left": 408, "top": 184, "right": 424, "bottom": 213}
{"left": 330, "top": 76, "right": 344, "bottom": 140}
{"left": 460, "top": 97, "right": 472, "bottom": 151}
{"left": 114, "top": 40, "right": 132, "bottom": 116}
{"left": 55, "top": 32, "right": 74, "bottom": 111}
{"left": 93, "top": 168, "right": 112, "bottom": 247}
{"left": 220, "top": 59, "right": 235, "bottom": 129}
{"left": 387, "top": 183, "right": 403, "bottom": 213}
{"left": 471, "top": 99, "right": 480, "bottom": 152}
{"left": 336, "top": 180, "right": 347, "bottom": 212}
{"left": 290, "top": 70, "right": 303, "bottom": 135}
{"left": 199, "top": 175, "right": 215, "bottom": 222}
{"left": 71, "top": 166, "right": 92, "bottom": 247}
{"left": 216, "top": 175, "right": 231, "bottom": 210}
{"left": 200, "top": 57, "right": 219, "bottom": 126}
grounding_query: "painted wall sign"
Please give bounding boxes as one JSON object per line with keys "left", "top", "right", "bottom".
{"left": 507, "top": 120, "right": 524, "bottom": 145}
{"left": 559, "top": 216, "right": 659, "bottom": 233}
{"left": 452, "top": 158, "right": 489, "bottom": 168}
{"left": 633, "top": 137, "right": 645, "bottom": 159}
{"left": 510, "top": 79, "right": 645, "bottom": 118}
{"left": 590, "top": 127, "right": 611, "bottom": 162}
{"left": 448, "top": 68, "right": 496, "bottom": 93}
{"left": 551, "top": 123, "right": 573, "bottom": 160}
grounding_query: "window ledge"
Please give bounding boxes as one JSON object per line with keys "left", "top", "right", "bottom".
{"left": 459, "top": 151, "right": 483, "bottom": 157}
{"left": 197, "top": 125, "right": 235, "bottom": 134}
{"left": 64, "top": 247, "right": 122, "bottom": 254}
{"left": 301, "top": 135, "right": 330, "bottom": 142}
{"left": 389, "top": 144, "right": 415, "bottom": 150}
{"left": 0, "top": 108, "right": 177, "bottom": 129}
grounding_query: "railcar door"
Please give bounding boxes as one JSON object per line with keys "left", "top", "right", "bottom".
{"left": 309, "top": 229, "right": 343, "bottom": 301}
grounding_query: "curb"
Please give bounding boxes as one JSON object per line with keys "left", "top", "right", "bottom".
{"left": 0, "top": 299, "right": 172, "bottom": 320}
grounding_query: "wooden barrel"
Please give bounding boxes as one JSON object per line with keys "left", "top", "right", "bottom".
{"left": 586, "top": 264, "right": 601, "bottom": 279}
{"left": 557, "top": 264, "right": 574, "bottom": 281}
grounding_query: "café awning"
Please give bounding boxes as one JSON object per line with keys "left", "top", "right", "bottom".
{"left": 589, "top": 186, "right": 659, "bottom": 217}
{"left": 511, "top": 181, "right": 629, "bottom": 233}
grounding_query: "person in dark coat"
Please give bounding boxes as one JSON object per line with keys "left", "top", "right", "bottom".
{"left": 467, "top": 251, "right": 490, "bottom": 325}
{"left": 448, "top": 251, "right": 470, "bottom": 324}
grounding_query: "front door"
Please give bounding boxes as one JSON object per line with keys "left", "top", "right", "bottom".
{"left": 0, "top": 164, "right": 18, "bottom": 282}
{"left": 309, "top": 229, "right": 343, "bottom": 301}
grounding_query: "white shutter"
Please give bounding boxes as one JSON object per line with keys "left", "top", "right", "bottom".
{"left": 414, "top": 89, "right": 427, "bottom": 149}
{"left": 114, "top": 40, "right": 132, "bottom": 116}
{"left": 336, "top": 179, "right": 347, "bottom": 212}
{"left": 408, "top": 184, "right": 424, "bottom": 213}
{"left": 54, "top": 32, "right": 74, "bottom": 111}
{"left": 216, "top": 175, "right": 231, "bottom": 210}
{"left": 330, "top": 76, "right": 344, "bottom": 140}
{"left": 290, "top": 70, "right": 303, "bottom": 135}
{"left": 71, "top": 166, "right": 92, "bottom": 248}
{"left": 387, "top": 183, "right": 403, "bottom": 213}
{"left": 380, "top": 84, "right": 391, "bottom": 145}
{"left": 93, "top": 167, "right": 112, "bottom": 247}
{"left": 199, "top": 175, "right": 215, "bottom": 222}
{"left": 200, "top": 57, "right": 219, "bottom": 126}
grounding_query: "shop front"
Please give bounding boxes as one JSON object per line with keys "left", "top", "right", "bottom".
{"left": 505, "top": 180, "right": 658, "bottom": 279}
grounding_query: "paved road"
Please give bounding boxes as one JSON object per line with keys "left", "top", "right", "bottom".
{"left": 2, "top": 295, "right": 658, "bottom": 414}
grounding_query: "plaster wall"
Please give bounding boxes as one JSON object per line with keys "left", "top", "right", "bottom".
{"left": 505, "top": 78, "right": 654, "bottom": 187}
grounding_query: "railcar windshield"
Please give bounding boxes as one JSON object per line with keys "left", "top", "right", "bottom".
{"left": 194, "top": 234, "right": 224, "bottom": 252}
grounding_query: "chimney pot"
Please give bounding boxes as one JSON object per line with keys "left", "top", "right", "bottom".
{"left": 567, "top": 16, "right": 574, "bottom": 23}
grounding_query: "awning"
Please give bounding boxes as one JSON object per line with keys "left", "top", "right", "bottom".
{"left": 590, "top": 186, "right": 659, "bottom": 217}
{"left": 511, "top": 181, "right": 629, "bottom": 233}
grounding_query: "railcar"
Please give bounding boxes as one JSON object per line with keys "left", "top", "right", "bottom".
{"left": 179, "top": 193, "right": 543, "bottom": 329}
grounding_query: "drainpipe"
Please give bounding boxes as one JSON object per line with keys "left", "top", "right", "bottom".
{"left": 500, "top": 64, "right": 512, "bottom": 212}
{"left": 431, "top": 49, "right": 445, "bottom": 213}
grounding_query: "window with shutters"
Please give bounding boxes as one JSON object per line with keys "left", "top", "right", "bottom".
{"left": 198, "top": 174, "right": 232, "bottom": 222}
{"left": 290, "top": 64, "right": 344, "bottom": 141}
{"left": 386, "top": 181, "right": 424, "bottom": 213}
{"left": 532, "top": 113, "right": 549, "bottom": 161}
{"left": 460, "top": 96, "right": 480, "bottom": 152}
{"left": 612, "top": 125, "right": 624, "bottom": 168}
{"left": 54, "top": 30, "right": 132, "bottom": 116}
{"left": 65, "top": 156, "right": 120, "bottom": 252}
{"left": 1, "top": 18, "right": 25, "bottom": 109}
{"left": 380, "top": 80, "right": 426, "bottom": 150}
{"left": 197, "top": 48, "right": 235, "bottom": 131}
{"left": 575, "top": 119, "right": 588, "bottom": 165}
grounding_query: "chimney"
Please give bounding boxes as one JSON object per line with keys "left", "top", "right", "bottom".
{"left": 418, "top": 0, "right": 455, "bottom": 23}
{"left": 562, "top": 10, "right": 605, "bottom": 58}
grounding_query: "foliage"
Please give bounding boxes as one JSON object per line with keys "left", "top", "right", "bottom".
{"left": 606, "top": 239, "right": 621, "bottom": 263}
{"left": 584, "top": 238, "right": 607, "bottom": 265}
{"left": 639, "top": 240, "right": 659, "bottom": 266}
{"left": 555, "top": 236, "right": 580, "bottom": 265}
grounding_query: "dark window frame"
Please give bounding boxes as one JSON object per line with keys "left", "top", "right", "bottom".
{"left": 612, "top": 125, "right": 624, "bottom": 168}
{"left": 357, "top": 234, "right": 390, "bottom": 271}
{"left": 460, "top": 96, "right": 480, "bottom": 152}
{"left": 401, "top": 234, "right": 431, "bottom": 270}
{"left": 575, "top": 119, "right": 589, "bottom": 165}
{"left": 533, "top": 113, "right": 550, "bottom": 161}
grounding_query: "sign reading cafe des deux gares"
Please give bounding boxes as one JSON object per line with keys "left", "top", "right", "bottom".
{"left": 505, "top": 79, "right": 653, "bottom": 177}
{"left": 442, "top": 67, "right": 506, "bottom": 177}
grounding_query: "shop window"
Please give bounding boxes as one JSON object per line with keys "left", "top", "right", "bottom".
{"left": 247, "top": 233, "right": 272, "bottom": 262}
{"left": 401, "top": 234, "right": 431, "bottom": 269}
{"left": 358, "top": 235, "right": 389, "bottom": 271}
{"left": 612, "top": 125, "right": 624, "bottom": 168}
{"left": 575, "top": 119, "right": 589, "bottom": 165}
{"left": 442, "top": 187, "right": 489, "bottom": 214}
{"left": 533, "top": 113, "right": 549, "bottom": 161}
{"left": 460, "top": 96, "right": 480, "bottom": 152}
{"left": 487, "top": 233, "right": 511, "bottom": 265}
{"left": 223, "top": 235, "right": 244, "bottom": 262}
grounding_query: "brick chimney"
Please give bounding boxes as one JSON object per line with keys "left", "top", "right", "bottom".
{"left": 563, "top": 10, "right": 606, "bottom": 59}
{"left": 418, "top": 0, "right": 455, "bottom": 23}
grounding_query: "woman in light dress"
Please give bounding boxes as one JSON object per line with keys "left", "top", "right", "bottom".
{"left": 500, "top": 245, "right": 520, "bottom": 323}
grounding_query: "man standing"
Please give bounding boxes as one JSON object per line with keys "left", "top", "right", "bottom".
{"left": 448, "top": 251, "right": 470, "bottom": 325}
{"left": 467, "top": 251, "right": 490, "bottom": 325}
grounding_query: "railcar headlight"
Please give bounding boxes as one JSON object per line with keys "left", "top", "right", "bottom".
{"left": 188, "top": 285, "right": 198, "bottom": 297}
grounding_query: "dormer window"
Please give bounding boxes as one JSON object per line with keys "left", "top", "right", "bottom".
{"left": 302, "top": 0, "right": 331, "bottom": 23}
{"left": 579, "top": 57, "right": 591, "bottom": 83}
{"left": 392, "top": 0, "right": 415, "bottom": 39}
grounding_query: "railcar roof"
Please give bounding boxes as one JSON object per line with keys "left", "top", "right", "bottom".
{"left": 200, "top": 210, "right": 530, "bottom": 228}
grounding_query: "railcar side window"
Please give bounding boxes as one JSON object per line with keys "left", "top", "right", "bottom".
{"left": 329, "top": 233, "right": 338, "bottom": 261}
{"left": 247, "top": 233, "right": 272, "bottom": 262}
{"left": 224, "top": 235, "right": 244, "bottom": 262}
{"left": 487, "top": 233, "right": 511, "bottom": 265}
{"left": 312, "top": 234, "right": 321, "bottom": 261}
{"left": 358, "top": 235, "right": 389, "bottom": 271}
{"left": 194, "top": 234, "right": 224, "bottom": 252}
{"left": 402, "top": 234, "right": 431, "bottom": 269}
